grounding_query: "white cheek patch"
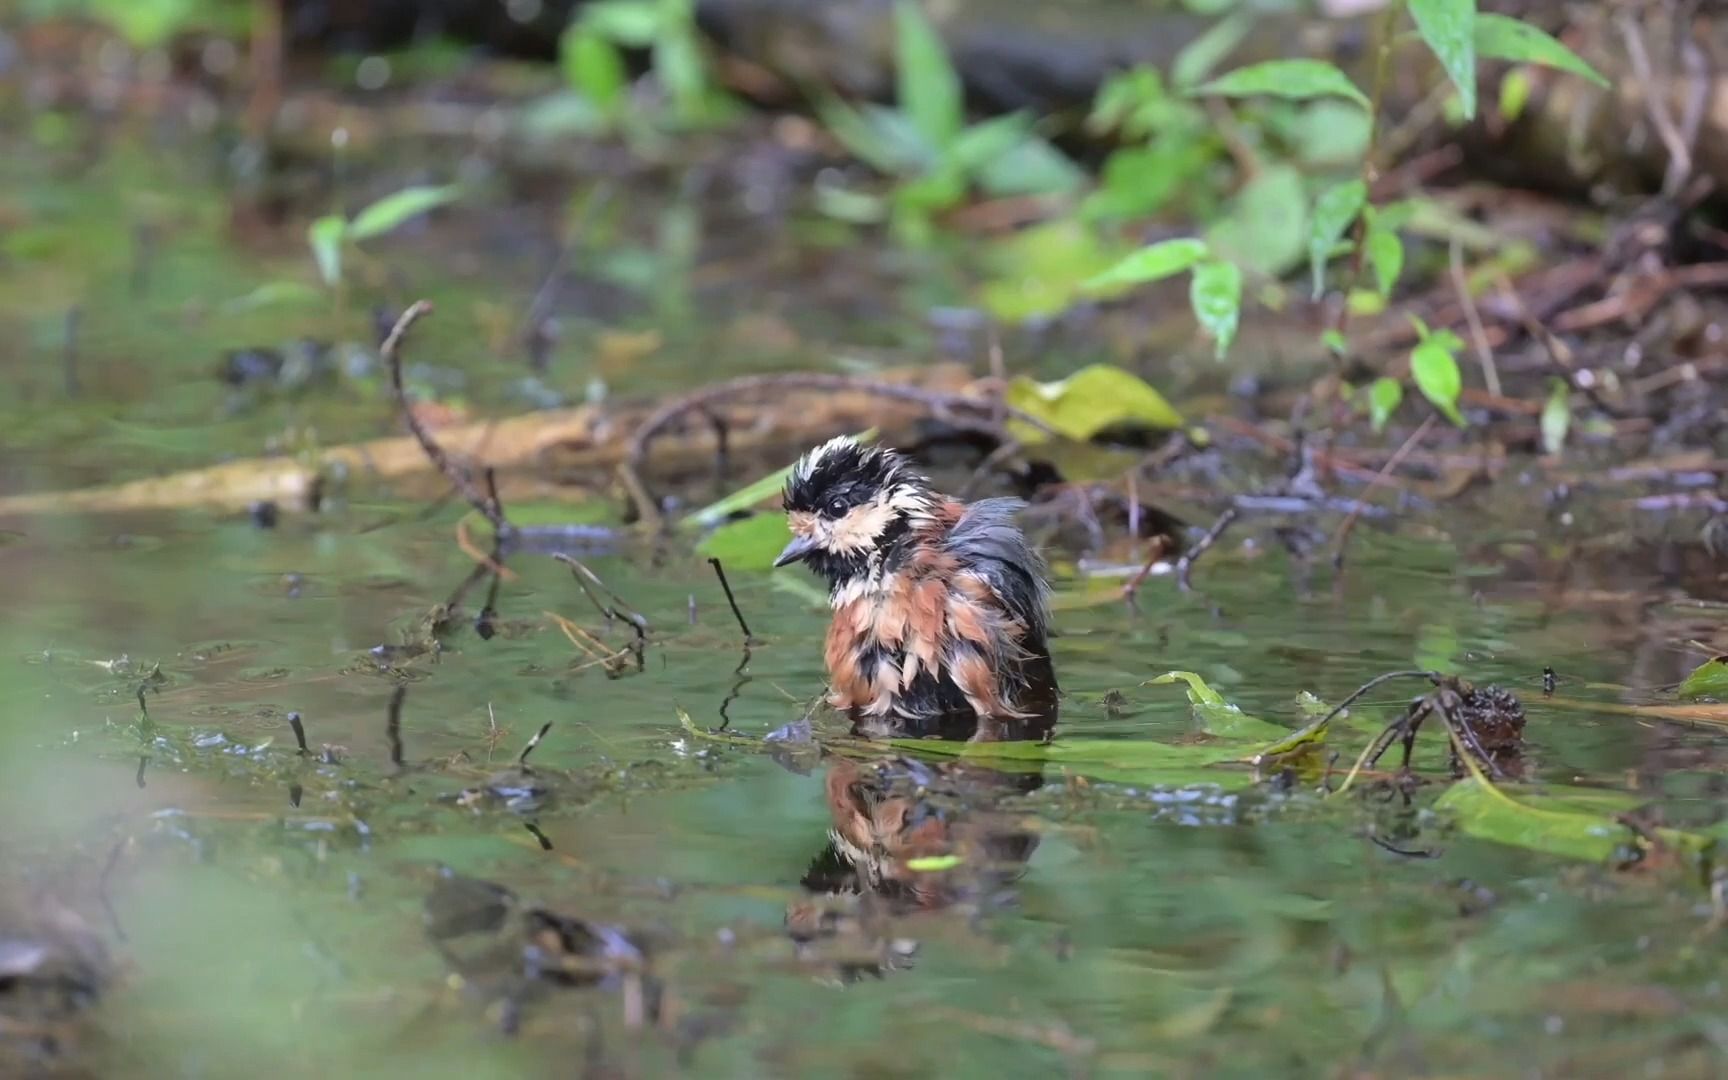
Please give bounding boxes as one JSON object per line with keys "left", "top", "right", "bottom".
{"left": 826, "top": 501, "right": 896, "bottom": 554}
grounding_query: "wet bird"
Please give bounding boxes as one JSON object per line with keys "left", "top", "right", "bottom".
{"left": 775, "top": 437, "right": 1058, "bottom": 739}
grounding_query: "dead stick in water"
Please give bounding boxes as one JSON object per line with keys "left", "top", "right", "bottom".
{"left": 708, "top": 558, "right": 756, "bottom": 644}
{"left": 383, "top": 301, "right": 508, "bottom": 534}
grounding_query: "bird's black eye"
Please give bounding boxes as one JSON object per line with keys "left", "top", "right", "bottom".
{"left": 824, "top": 497, "right": 849, "bottom": 518}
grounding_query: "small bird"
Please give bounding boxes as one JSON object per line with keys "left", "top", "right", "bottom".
{"left": 775, "top": 437, "right": 1058, "bottom": 738}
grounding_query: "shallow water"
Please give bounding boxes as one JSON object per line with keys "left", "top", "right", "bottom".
{"left": 4, "top": 108, "right": 1728, "bottom": 1079}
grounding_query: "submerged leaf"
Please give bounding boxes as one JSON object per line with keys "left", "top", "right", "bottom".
{"left": 1004, "top": 364, "right": 1184, "bottom": 445}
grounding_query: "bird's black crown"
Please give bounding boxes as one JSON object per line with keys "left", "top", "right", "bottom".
{"left": 782, "top": 437, "right": 922, "bottom": 517}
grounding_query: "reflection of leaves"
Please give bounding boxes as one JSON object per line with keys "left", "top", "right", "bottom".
{"left": 1410, "top": 0, "right": 1477, "bottom": 119}
{"left": 1475, "top": 13, "right": 1608, "bottom": 88}
{"left": 1194, "top": 59, "right": 1369, "bottom": 110}
{"left": 1005, "top": 364, "right": 1183, "bottom": 445}
{"left": 1678, "top": 656, "right": 1728, "bottom": 699}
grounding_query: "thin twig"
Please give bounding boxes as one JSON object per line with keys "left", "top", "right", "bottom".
{"left": 1449, "top": 238, "right": 1500, "bottom": 398}
{"left": 1331, "top": 414, "right": 1435, "bottom": 570}
{"left": 1121, "top": 535, "right": 1172, "bottom": 606}
{"left": 707, "top": 558, "right": 756, "bottom": 643}
{"left": 1617, "top": 13, "right": 1693, "bottom": 196}
{"left": 1175, "top": 507, "right": 1240, "bottom": 593}
{"left": 382, "top": 300, "right": 508, "bottom": 533}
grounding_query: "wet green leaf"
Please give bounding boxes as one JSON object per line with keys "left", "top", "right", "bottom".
{"left": 1171, "top": 11, "right": 1252, "bottom": 90}
{"left": 1678, "top": 656, "right": 1728, "bottom": 699}
{"left": 1475, "top": 13, "right": 1608, "bottom": 88}
{"left": 1004, "top": 364, "right": 1184, "bottom": 445}
{"left": 1411, "top": 338, "right": 1465, "bottom": 426}
{"left": 1193, "top": 59, "right": 1370, "bottom": 110}
{"left": 348, "top": 185, "right": 463, "bottom": 241}
{"left": 307, "top": 215, "right": 345, "bottom": 286}
{"left": 975, "top": 134, "right": 1085, "bottom": 197}
{"left": 1308, "top": 179, "right": 1366, "bottom": 300}
{"left": 1145, "top": 671, "right": 1290, "bottom": 742}
{"left": 894, "top": 0, "right": 963, "bottom": 150}
{"left": 1190, "top": 259, "right": 1242, "bottom": 359}
{"left": 1207, "top": 164, "right": 1307, "bottom": 276}
{"left": 581, "top": 0, "right": 661, "bottom": 45}
{"left": 1365, "top": 221, "right": 1404, "bottom": 298}
{"left": 1540, "top": 378, "right": 1571, "bottom": 455}
{"left": 1436, "top": 778, "right": 1626, "bottom": 862}
{"left": 697, "top": 513, "right": 792, "bottom": 571}
{"left": 1410, "top": 0, "right": 1477, "bottom": 120}
{"left": 561, "top": 26, "right": 626, "bottom": 111}
{"left": 1367, "top": 377, "right": 1403, "bottom": 433}
{"left": 981, "top": 221, "right": 1124, "bottom": 321}
{"left": 1082, "top": 237, "right": 1208, "bottom": 292}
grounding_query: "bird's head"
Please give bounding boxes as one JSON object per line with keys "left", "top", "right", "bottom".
{"left": 776, "top": 437, "right": 936, "bottom": 585}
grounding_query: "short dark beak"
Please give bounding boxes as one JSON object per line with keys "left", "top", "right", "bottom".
{"left": 773, "top": 534, "right": 818, "bottom": 568}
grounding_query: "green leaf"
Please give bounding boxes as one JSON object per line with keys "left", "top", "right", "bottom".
{"left": 948, "top": 113, "right": 1033, "bottom": 174}
{"left": 1409, "top": 0, "right": 1477, "bottom": 120}
{"left": 814, "top": 97, "right": 931, "bottom": 175}
{"left": 1190, "top": 259, "right": 1242, "bottom": 359}
{"left": 974, "top": 135, "right": 1085, "bottom": 197}
{"left": 1367, "top": 376, "right": 1403, "bottom": 433}
{"left": 1145, "top": 671, "right": 1290, "bottom": 742}
{"left": 1193, "top": 59, "right": 1369, "bottom": 110}
{"left": 1171, "top": 11, "right": 1252, "bottom": 90}
{"left": 1475, "top": 12, "right": 1608, "bottom": 88}
{"left": 1540, "top": 378, "right": 1570, "bottom": 455}
{"left": 696, "top": 513, "right": 792, "bottom": 571}
{"left": 1004, "top": 363, "right": 1184, "bottom": 445}
{"left": 687, "top": 427, "right": 878, "bottom": 530}
{"left": 1083, "top": 238, "right": 1208, "bottom": 292}
{"left": 653, "top": 30, "right": 708, "bottom": 121}
{"left": 1411, "top": 338, "right": 1465, "bottom": 426}
{"left": 1308, "top": 179, "right": 1367, "bottom": 300}
{"left": 307, "top": 215, "right": 345, "bottom": 286}
{"left": 581, "top": 0, "right": 662, "bottom": 46}
{"left": 224, "top": 280, "right": 322, "bottom": 312}
{"left": 893, "top": 0, "right": 963, "bottom": 149}
{"left": 1206, "top": 164, "right": 1307, "bottom": 276}
{"left": 1365, "top": 222, "right": 1404, "bottom": 298}
{"left": 348, "top": 185, "right": 462, "bottom": 241}
{"left": 562, "top": 26, "right": 627, "bottom": 111}
{"left": 1436, "top": 778, "right": 1629, "bottom": 863}
{"left": 1678, "top": 656, "right": 1728, "bottom": 699}
{"left": 979, "top": 221, "right": 1125, "bottom": 322}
